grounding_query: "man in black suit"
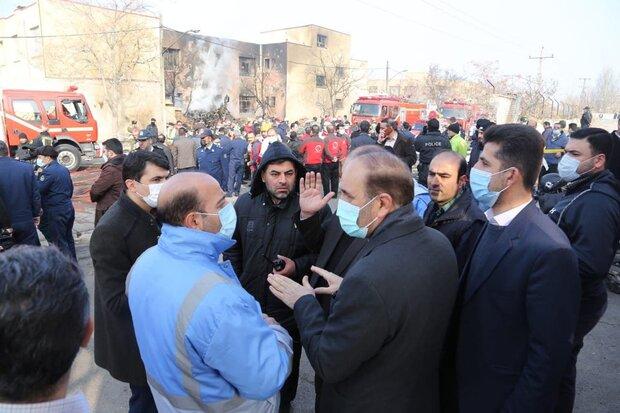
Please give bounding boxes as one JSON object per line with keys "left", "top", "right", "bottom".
{"left": 268, "top": 146, "right": 458, "bottom": 412}
{"left": 446, "top": 124, "right": 581, "bottom": 412}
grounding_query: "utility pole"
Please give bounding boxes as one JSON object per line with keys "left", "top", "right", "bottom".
{"left": 578, "top": 77, "right": 590, "bottom": 107}
{"left": 385, "top": 60, "right": 389, "bottom": 94}
{"left": 528, "top": 46, "right": 554, "bottom": 87}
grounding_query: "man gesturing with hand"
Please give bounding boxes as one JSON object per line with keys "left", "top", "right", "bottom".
{"left": 268, "top": 145, "right": 458, "bottom": 412}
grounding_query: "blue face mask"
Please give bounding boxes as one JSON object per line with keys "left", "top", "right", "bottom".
{"left": 36, "top": 158, "right": 45, "bottom": 167}
{"left": 198, "top": 203, "right": 237, "bottom": 239}
{"left": 558, "top": 154, "right": 596, "bottom": 182}
{"left": 469, "top": 167, "right": 512, "bottom": 211}
{"left": 336, "top": 196, "right": 378, "bottom": 238}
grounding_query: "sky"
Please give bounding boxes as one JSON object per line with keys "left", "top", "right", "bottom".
{"left": 2, "top": 0, "right": 619, "bottom": 98}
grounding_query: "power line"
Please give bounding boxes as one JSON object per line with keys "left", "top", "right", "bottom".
{"left": 0, "top": 26, "right": 161, "bottom": 39}
{"left": 354, "top": 0, "right": 520, "bottom": 54}
{"left": 419, "top": 0, "right": 530, "bottom": 52}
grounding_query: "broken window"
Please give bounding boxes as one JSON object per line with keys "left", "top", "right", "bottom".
{"left": 42, "top": 100, "right": 59, "bottom": 124}
{"left": 239, "top": 95, "right": 253, "bottom": 113}
{"left": 61, "top": 99, "right": 88, "bottom": 123}
{"left": 163, "top": 49, "right": 179, "bottom": 70}
{"left": 239, "top": 57, "right": 255, "bottom": 76}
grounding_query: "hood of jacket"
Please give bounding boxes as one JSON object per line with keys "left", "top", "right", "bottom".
{"left": 250, "top": 141, "right": 305, "bottom": 198}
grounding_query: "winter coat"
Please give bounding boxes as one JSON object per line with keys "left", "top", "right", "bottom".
{"left": 90, "top": 193, "right": 160, "bottom": 385}
{"left": 423, "top": 187, "right": 486, "bottom": 273}
{"left": 548, "top": 170, "right": 620, "bottom": 297}
{"left": 223, "top": 142, "right": 330, "bottom": 333}
{"left": 90, "top": 154, "right": 125, "bottom": 212}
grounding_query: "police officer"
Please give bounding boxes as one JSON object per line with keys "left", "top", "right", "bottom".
{"left": 548, "top": 128, "right": 620, "bottom": 412}
{"left": 197, "top": 129, "right": 226, "bottom": 190}
{"left": 414, "top": 118, "right": 451, "bottom": 186}
{"left": 35, "top": 146, "right": 76, "bottom": 259}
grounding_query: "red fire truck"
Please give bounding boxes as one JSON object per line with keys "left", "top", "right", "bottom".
{"left": 437, "top": 100, "right": 481, "bottom": 132}
{"left": 351, "top": 96, "right": 427, "bottom": 126}
{"left": 0, "top": 88, "right": 100, "bottom": 170}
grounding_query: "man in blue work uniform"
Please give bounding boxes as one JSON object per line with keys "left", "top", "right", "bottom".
{"left": 197, "top": 129, "right": 225, "bottom": 190}
{"left": 35, "top": 146, "right": 76, "bottom": 259}
{"left": 225, "top": 131, "right": 248, "bottom": 197}
{"left": 0, "top": 141, "right": 41, "bottom": 245}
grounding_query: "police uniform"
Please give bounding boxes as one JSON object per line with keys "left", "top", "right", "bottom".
{"left": 37, "top": 160, "right": 76, "bottom": 259}
{"left": 197, "top": 144, "right": 225, "bottom": 190}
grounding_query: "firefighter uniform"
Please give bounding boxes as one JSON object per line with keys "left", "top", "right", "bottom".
{"left": 37, "top": 160, "right": 76, "bottom": 259}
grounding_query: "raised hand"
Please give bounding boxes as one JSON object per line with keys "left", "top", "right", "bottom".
{"left": 311, "top": 266, "right": 343, "bottom": 295}
{"left": 299, "top": 172, "right": 335, "bottom": 220}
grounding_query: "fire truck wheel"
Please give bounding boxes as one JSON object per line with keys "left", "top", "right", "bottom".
{"left": 55, "top": 144, "right": 81, "bottom": 171}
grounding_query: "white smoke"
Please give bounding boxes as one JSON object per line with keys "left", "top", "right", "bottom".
{"left": 188, "top": 39, "right": 236, "bottom": 111}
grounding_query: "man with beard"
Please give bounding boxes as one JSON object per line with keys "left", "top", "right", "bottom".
{"left": 224, "top": 142, "right": 330, "bottom": 412}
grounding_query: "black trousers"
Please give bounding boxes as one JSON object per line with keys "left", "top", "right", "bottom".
{"left": 129, "top": 383, "right": 157, "bottom": 413}
{"left": 321, "top": 162, "right": 340, "bottom": 196}
{"left": 39, "top": 207, "right": 76, "bottom": 260}
{"left": 554, "top": 292, "right": 608, "bottom": 412}
{"left": 305, "top": 164, "right": 322, "bottom": 176}
{"left": 12, "top": 220, "right": 40, "bottom": 246}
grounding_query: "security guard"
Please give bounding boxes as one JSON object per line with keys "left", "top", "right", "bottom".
{"left": 35, "top": 146, "right": 76, "bottom": 259}
{"left": 197, "top": 129, "right": 225, "bottom": 190}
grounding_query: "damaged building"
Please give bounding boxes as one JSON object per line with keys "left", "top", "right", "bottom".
{"left": 163, "top": 24, "right": 368, "bottom": 121}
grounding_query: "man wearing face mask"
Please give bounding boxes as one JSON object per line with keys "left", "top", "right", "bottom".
{"left": 35, "top": 146, "right": 76, "bottom": 260}
{"left": 544, "top": 122, "right": 569, "bottom": 174}
{"left": 90, "top": 138, "right": 126, "bottom": 225}
{"left": 547, "top": 128, "right": 620, "bottom": 413}
{"left": 127, "top": 172, "right": 293, "bottom": 412}
{"left": 90, "top": 151, "right": 170, "bottom": 413}
{"left": 442, "top": 124, "right": 580, "bottom": 413}
{"left": 224, "top": 142, "right": 330, "bottom": 412}
{"left": 267, "top": 147, "right": 458, "bottom": 412}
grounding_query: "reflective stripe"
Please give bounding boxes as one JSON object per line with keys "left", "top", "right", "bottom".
{"left": 172, "top": 271, "right": 246, "bottom": 411}
{"left": 1, "top": 111, "right": 43, "bottom": 133}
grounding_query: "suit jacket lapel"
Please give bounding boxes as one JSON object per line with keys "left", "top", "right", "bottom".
{"left": 310, "top": 218, "right": 344, "bottom": 287}
{"left": 333, "top": 238, "right": 367, "bottom": 276}
{"left": 461, "top": 201, "right": 535, "bottom": 305}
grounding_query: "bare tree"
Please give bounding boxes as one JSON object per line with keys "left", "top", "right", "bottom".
{"left": 309, "top": 51, "right": 366, "bottom": 118}
{"left": 590, "top": 68, "right": 619, "bottom": 112}
{"left": 47, "top": 0, "right": 160, "bottom": 133}
{"left": 240, "top": 63, "right": 282, "bottom": 118}
{"left": 425, "top": 64, "right": 463, "bottom": 107}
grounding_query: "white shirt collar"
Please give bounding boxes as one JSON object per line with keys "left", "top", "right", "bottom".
{"left": 484, "top": 200, "right": 531, "bottom": 227}
{"left": 0, "top": 392, "right": 89, "bottom": 413}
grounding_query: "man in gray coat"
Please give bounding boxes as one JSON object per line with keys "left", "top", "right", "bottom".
{"left": 268, "top": 146, "right": 458, "bottom": 412}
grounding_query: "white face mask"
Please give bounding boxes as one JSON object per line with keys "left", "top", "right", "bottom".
{"left": 136, "top": 182, "right": 163, "bottom": 208}
{"left": 102, "top": 152, "right": 109, "bottom": 163}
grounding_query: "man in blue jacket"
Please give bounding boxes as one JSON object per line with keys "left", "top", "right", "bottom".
{"left": 0, "top": 141, "right": 40, "bottom": 245}
{"left": 225, "top": 132, "right": 248, "bottom": 197}
{"left": 127, "top": 172, "right": 292, "bottom": 412}
{"left": 549, "top": 128, "right": 620, "bottom": 412}
{"left": 544, "top": 122, "right": 569, "bottom": 174}
{"left": 35, "top": 146, "right": 76, "bottom": 259}
{"left": 197, "top": 130, "right": 225, "bottom": 189}
{"left": 443, "top": 124, "right": 581, "bottom": 413}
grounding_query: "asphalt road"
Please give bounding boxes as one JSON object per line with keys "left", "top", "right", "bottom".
{"left": 64, "top": 170, "right": 619, "bottom": 412}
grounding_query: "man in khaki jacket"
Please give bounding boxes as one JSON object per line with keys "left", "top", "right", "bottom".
{"left": 170, "top": 127, "right": 197, "bottom": 172}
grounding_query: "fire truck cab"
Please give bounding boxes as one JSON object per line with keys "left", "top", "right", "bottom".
{"left": 0, "top": 88, "right": 100, "bottom": 170}
{"left": 437, "top": 100, "right": 480, "bottom": 132}
{"left": 351, "top": 96, "right": 427, "bottom": 126}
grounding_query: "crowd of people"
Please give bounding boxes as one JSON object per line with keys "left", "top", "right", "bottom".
{"left": 0, "top": 106, "right": 619, "bottom": 413}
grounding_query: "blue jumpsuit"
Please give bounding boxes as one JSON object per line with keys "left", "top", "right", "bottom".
{"left": 226, "top": 138, "right": 248, "bottom": 195}
{"left": 219, "top": 135, "right": 232, "bottom": 191}
{"left": 197, "top": 145, "right": 225, "bottom": 190}
{"left": 37, "top": 160, "right": 76, "bottom": 259}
